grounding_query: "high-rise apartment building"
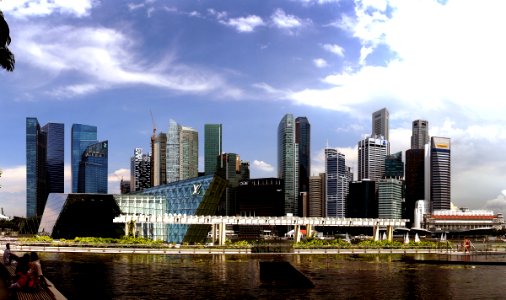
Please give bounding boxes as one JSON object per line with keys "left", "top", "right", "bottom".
{"left": 295, "top": 117, "right": 310, "bottom": 194}
{"left": 179, "top": 126, "right": 198, "bottom": 180}
{"left": 71, "top": 124, "right": 97, "bottom": 193}
{"left": 130, "top": 148, "right": 151, "bottom": 192}
{"left": 309, "top": 173, "right": 325, "bottom": 217}
{"left": 278, "top": 114, "right": 299, "bottom": 216}
{"left": 411, "top": 120, "right": 429, "bottom": 150}
{"left": 152, "top": 132, "right": 167, "bottom": 186}
{"left": 357, "top": 136, "right": 388, "bottom": 182}
{"left": 430, "top": 137, "right": 451, "bottom": 212}
{"left": 325, "top": 148, "right": 347, "bottom": 217}
{"left": 204, "top": 124, "right": 222, "bottom": 175}
{"left": 78, "top": 141, "right": 108, "bottom": 193}
{"left": 26, "top": 118, "right": 64, "bottom": 217}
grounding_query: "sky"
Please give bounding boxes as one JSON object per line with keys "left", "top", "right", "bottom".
{"left": 1, "top": 0, "right": 506, "bottom": 218}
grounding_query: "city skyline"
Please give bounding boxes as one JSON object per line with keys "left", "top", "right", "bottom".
{"left": 1, "top": 1, "right": 506, "bottom": 217}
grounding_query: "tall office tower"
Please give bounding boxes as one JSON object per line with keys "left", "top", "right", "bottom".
{"left": 405, "top": 148, "right": 425, "bottom": 226}
{"left": 152, "top": 132, "right": 167, "bottom": 186}
{"left": 430, "top": 137, "right": 451, "bottom": 212}
{"left": 384, "top": 151, "right": 404, "bottom": 179}
{"left": 278, "top": 114, "right": 299, "bottom": 216}
{"left": 204, "top": 124, "right": 222, "bottom": 175}
{"left": 411, "top": 120, "right": 429, "bottom": 150}
{"left": 309, "top": 173, "right": 325, "bottom": 217}
{"left": 71, "top": 124, "right": 97, "bottom": 193}
{"left": 217, "top": 153, "right": 241, "bottom": 215}
{"left": 166, "top": 119, "right": 181, "bottom": 183}
{"left": 378, "top": 178, "right": 403, "bottom": 219}
{"left": 357, "top": 136, "right": 388, "bottom": 181}
{"left": 130, "top": 148, "right": 151, "bottom": 192}
{"left": 240, "top": 161, "right": 250, "bottom": 181}
{"left": 295, "top": 117, "right": 310, "bottom": 194}
{"left": 179, "top": 126, "right": 198, "bottom": 180}
{"left": 325, "top": 148, "right": 347, "bottom": 217}
{"left": 372, "top": 108, "right": 389, "bottom": 151}
{"left": 347, "top": 180, "right": 377, "bottom": 218}
{"left": 78, "top": 141, "right": 108, "bottom": 193}
{"left": 26, "top": 118, "right": 64, "bottom": 218}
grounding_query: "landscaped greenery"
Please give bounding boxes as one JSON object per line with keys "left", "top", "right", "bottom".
{"left": 294, "top": 237, "right": 452, "bottom": 249}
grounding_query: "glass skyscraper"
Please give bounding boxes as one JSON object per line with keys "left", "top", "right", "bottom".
{"left": 167, "top": 119, "right": 181, "bottom": 183}
{"left": 78, "top": 141, "right": 108, "bottom": 193}
{"left": 278, "top": 114, "right": 299, "bottom": 216}
{"left": 378, "top": 178, "right": 403, "bottom": 219}
{"left": 204, "top": 124, "right": 222, "bottom": 176}
{"left": 71, "top": 124, "right": 98, "bottom": 193}
{"left": 325, "top": 148, "right": 347, "bottom": 217}
{"left": 166, "top": 120, "right": 199, "bottom": 183}
{"left": 26, "top": 118, "right": 64, "bottom": 217}
{"left": 295, "top": 117, "right": 310, "bottom": 194}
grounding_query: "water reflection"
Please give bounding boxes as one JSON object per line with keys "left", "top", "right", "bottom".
{"left": 38, "top": 253, "right": 506, "bottom": 299}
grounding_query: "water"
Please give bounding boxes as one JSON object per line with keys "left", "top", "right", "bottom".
{"left": 38, "top": 252, "right": 506, "bottom": 299}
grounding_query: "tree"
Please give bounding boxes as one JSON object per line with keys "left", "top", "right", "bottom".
{"left": 0, "top": 9, "right": 15, "bottom": 71}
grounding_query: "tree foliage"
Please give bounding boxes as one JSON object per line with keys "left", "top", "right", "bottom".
{"left": 0, "top": 10, "right": 15, "bottom": 71}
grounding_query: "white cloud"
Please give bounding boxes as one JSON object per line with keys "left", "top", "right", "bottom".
{"left": 0, "top": 0, "right": 96, "bottom": 18}
{"left": 14, "top": 24, "right": 240, "bottom": 98}
{"left": 271, "top": 8, "right": 304, "bottom": 29}
{"left": 108, "top": 168, "right": 130, "bottom": 182}
{"left": 207, "top": 8, "right": 227, "bottom": 20}
{"left": 322, "top": 43, "right": 345, "bottom": 57}
{"left": 252, "top": 160, "right": 274, "bottom": 172}
{"left": 221, "top": 15, "right": 265, "bottom": 33}
{"left": 0, "top": 166, "right": 25, "bottom": 193}
{"left": 483, "top": 191, "right": 506, "bottom": 215}
{"left": 313, "top": 58, "right": 328, "bottom": 68}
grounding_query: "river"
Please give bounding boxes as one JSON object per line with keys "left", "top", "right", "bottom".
{"left": 38, "top": 252, "right": 506, "bottom": 299}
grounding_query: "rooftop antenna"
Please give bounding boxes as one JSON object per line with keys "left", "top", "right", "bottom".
{"left": 149, "top": 109, "right": 157, "bottom": 140}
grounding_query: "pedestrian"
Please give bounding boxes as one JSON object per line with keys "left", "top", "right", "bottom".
{"left": 2, "top": 243, "right": 17, "bottom": 265}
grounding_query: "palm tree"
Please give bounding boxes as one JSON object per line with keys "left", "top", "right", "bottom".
{"left": 0, "top": 10, "right": 15, "bottom": 71}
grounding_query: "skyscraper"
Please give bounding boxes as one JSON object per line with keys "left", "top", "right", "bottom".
{"left": 278, "top": 114, "right": 299, "bottom": 216}
{"left": 384, "top": 151, "right": 404, "bottom": 179}
{"left": 179, "top": 126, "right": 198, "bottom": 180}
{"left": 78, "top": 141, "right": 108, "bottom": 193}
{"left": 325, "top": 148, "right": 347, "bottom": 217}
{"left": 71, "top": 124, "right": 98, "bottom": 193}
{"left": 372, "top": 108, "right": 389, "bottom": 142}
{"left": 309, "top": 173, "right": 325, "bottom": 217}
{"left": 430, "top": 137, "right": 451, "bottom": 212}
{"left": 26, "top": 118, "right": 64, "bottom": 217}
{"left": 204, "top": 124, "right": 222, "bottom": 176}
{"left": 152, "top": 132, "right": 167, "bottom": 186}
{"left": 411, "top": 120, "right": 429, "bottom": 150}
{"left": 357, "top": 136, "right": 388, "bottom": 181}
{"left": 295, "top": 117, "right": 310, "bottom": 194}
{"left": 130, "top": 148, "right": 151, "bottom": 192}
{"left": 378, "top": 178, "right": 403, "bottom": 219}
{"left": 166, "top": 119, "right": 181, "bottom": 183}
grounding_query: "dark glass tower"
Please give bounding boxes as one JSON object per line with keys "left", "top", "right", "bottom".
{"left": 430, "top": 137, "right": 451, "bottom": 211}
{"left": 26, "top": 118, "right": 64, "bottom": 218}
{"left": 204, "top": 124, "right": 222, "bottom": 175}
{"left": 295, "top": 117, "right": 310, "bottom": 194}
{"left": 278, "top": 114, "right": 298, "bottom": 216}
{"left": 384, "top": 151, "right": 404, "bottom": 179}
{"left": 405, "top": 148, "right": 425, "bottom": 225}
{"left": 71, "top": 124, "right": 98, "bottom": 193}
{"left": 78, "top": 141, "right": 108, "bottom": 193}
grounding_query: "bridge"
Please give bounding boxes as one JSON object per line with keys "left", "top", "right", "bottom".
{"left": 114, "top": 214, "right": 410, "bottom": 245}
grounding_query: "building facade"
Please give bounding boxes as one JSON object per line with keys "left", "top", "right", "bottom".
{"left": 295, "top": 117, "right": 310, "bottom": 194}
{"left": 405, "top": 148, "right": 425, "bottom": 226}
{"left": 278, "top": 114, "right": 299, "bottom": 216}
{"left": 179, "top": 126, "right": 198, "bottom": 180}
{"left": 26, "top": 118, "right": 65, "bottom": 218}
{"left": 71, "top": 124, "right": 98, "bottom": 193}
{"left": 152, "top": 132, "right": 167, "bottom": 186}
{"left": 357, "top": 136, "right": 388, "bottom": 182}
{"left": 430, "top": 137, "right": 451, "bottom": 212}
{"left": 378, "top": 178, "right": 403, "bottom": 219}
{"left": 130, "top": 148, "right": 151, "bottom": 192}
{"left": 325, "top": 148, "right": 347, "bottom": 217}
{"left": 372, "top": 108, "right": 389, "bottom": 153}
{"left": 309, "top": 173, "right": 325, "bottom": 217}
{"left": 347, "top": 180, "right": 377, "bottom": 218}
{"left": 78, "top": 141, "right": 108, "bottom": 193}
{"left": 411, "top": 119, "right": 429, "bottom": 150}
{"left": 204, "top": 124, "right": 222, "bottom": 175}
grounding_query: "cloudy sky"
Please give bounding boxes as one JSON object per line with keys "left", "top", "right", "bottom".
{"left": 1, "top": 0, "right": 506, "bottom": 218}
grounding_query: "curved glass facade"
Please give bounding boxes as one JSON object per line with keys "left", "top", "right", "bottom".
{"left": 71, "top": 124, "right": 98, "bottom": 193}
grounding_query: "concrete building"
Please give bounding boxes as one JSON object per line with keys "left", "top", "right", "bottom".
{"left": 424, "top": 208, "right": 504, "bottom": 232}
{"left": 357, "top": 136, "right": 388, "bottom": 182}
{"left": 309, "top": 173, "right": 325, "bottom": 217}
{"left": 411, "top": 119, "right": 429, "bottom": 150}
{"left": 372, "top": 108, "right": 389, "bottom": 154}
{"left": 130, "top": 148, "right": 151, "bottom": 192}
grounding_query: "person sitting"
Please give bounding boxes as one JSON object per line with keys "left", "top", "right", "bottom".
{"left": 3, "top": 243, "right": 18, "bottom": 265}
{"left": 29, "top": 252, "right": 49, "bottom": 288}
{"left": 9, "top": 253, "right": 32, "bottom": 290}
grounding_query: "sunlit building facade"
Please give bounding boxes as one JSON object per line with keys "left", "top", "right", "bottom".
{"left": 130, "top": 148, "right": 151, "bottom": 192}
{"left": 278, "top": 114, "right": 299, "bottom": 216}
{"left": 78, "top": 141, "right": 108, "bottom": 193}
{"left": 71, "top": 124, "right": 98, "bottom": 193}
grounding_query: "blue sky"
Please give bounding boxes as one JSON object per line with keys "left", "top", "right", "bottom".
{"left": 1, "top": 0, "right": 506, "bottom": 217}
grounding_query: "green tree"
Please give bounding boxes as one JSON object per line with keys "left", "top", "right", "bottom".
{"left": 0, "top": 9, "right": 15, "bottom": 71}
